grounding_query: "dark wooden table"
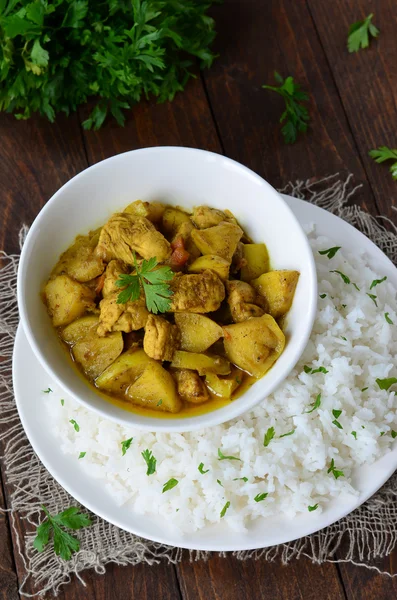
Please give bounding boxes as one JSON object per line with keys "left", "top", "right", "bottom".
{"left": 1, "top": 0, "right": 397, "bottom": 598}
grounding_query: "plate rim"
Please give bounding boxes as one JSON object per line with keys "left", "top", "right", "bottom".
{"left": 12, "top": 195, "right": 397, "bottom": 552}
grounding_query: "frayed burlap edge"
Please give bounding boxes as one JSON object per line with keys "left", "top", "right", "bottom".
{"left": 0, "top": 173, "right": 396, "bottom": 597}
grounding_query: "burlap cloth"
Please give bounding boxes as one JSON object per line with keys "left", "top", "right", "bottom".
{"left": 1, "top": 174, "right": 397, "bottom": 597}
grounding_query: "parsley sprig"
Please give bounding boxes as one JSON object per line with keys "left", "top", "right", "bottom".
{"left": 348, "top": 14, "right": 379, "bottom": 53}
{"left": 369, "top": 147, "right": 397, "bottom": 180}
{"left": 33, "top": 505, "right": 91, "bottom": 561}
{"left": 116, "top": 252, "right": 174, "bottom": 314}
{"left": 142, "top": 449, "right": 157, "bottom": 475}
{"left": 262, "top": 72, "right": 310, "bottom": 144}
{"left": 327, "top": 459, "right": 344, "bottom": 479}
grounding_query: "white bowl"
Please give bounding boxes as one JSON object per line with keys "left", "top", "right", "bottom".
{"left": 17, "top": 147, "right": 317, "bottom": 432}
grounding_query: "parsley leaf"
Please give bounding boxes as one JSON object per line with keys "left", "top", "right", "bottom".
{"left": 327, "top": 459, "right": 344, "bottom": 479}
{"left": 348, "top": 14, "right": 379, "bottom": 53}
{"left": 367, "top": 293, "right": 378, "bottom": 306}
{"left": 233, "top": 477, "right": 249, "bottom": 482}
{"left": 385, "top": 313, "right": 394, "bottom": 324}
{"left": 392, "top": 431, "right": 397, "bottom": 439}
{"left": 341, "top": 336, "right": 347, "bottom": 341}
{"left": 162, "top": 478, "right": 178, "bottom": 493}
{"left": 330, "top": 270, "right": 350, "bottom": 284}
{"left": 318, "top": 246, "right": 341, "bottom": 259}
{"left": 198, "top": 463, "right": 209, "bottom": 474}
{"left": 217, "top": 479, "right": 223, "bottom": 487}
{"left": 361, "top": 387, "right": 368, "bottom": 392}
{"left": 141, "top": 449, "right": 157, "bottom": 475}
{"left": 262, "top": 72, "right": 310, "bottom": 144}
{"left": 33, "top": 505, "right": 91, "bottom": 561}
{"left": 351, "top": 431, "right": 357, "bottom": 440}
{"left": 78, "top": 452, "right": 86, "bottom": 459}
{"left": 369, "top": 147, "right": 397, "bottom": 180}
{"left": 370, "top": 276, "right": 387, "bottom": 289}
{"left": 319, "top": 294, "right": 327, "bottom": 299}
{"left": 218, "top": 448, "right": 242, "bottom": 461}
{"left": 279, "top": 429, "right": 295, "bottom": 438}
{"left": 0, "top": 2, "right": 219, "bottom": 129}
{"left": 376, "top": 377, "right": 397, "bottom": 391}
{"left": 305, "top": 394, "right": 321, "bottom": 414}
{"left": 69, "top": 419, "right": 79, "bottom": 432}
{"left": 263, "top": 426, "right": 275, "bottom": 447}
{"left": 220, "top": 501, "right": 230, "bottom": 518}
{"left": 43, "top": 388, "right": 52, "bottom": 394}
{"left": 308, "top": 504, "right": 319, "bottom": 512}
{"left": 254, "top": 493, "right": 268, "bottom": 502}
{"left": 304, "top": 365, "right": 329, "bottom": 375}
{"left": 116, "top": 252, "right": 174, "bottom": 314}
{"left": 332, "top": 409, "right": 343, "bottom": 429}
{"left": 121, "top": 438, "right": 133, "bottom": 456}
{"left": 60, "top": 399, "right": 65, "bottom": 406}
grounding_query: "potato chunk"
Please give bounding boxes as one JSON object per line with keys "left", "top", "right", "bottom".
{"left": 223, "top": 315, "right": 285, "bottom": 378}
{"left": 51, "top": 230, "right": 105, "bottom": 282}
{"left": 175, "top": 369, "right": 209, "bottom": 404}
{"left": 126, "top": 362, "right": 181, "bottom": 413}
{"left": 162, "top": 207, "right": 191, "bottom": 237}
{"left": 174, "top": 313, "right": 223, "bottom": 353}
{"left": 96, "top": 348, "right": 155, "bottom": 394}
{"left": 191, "top": 222, "right": 243, "bottom": 262}
{"left": 44, "top": 275, "right": 96, "bottom": 327}
{"left": 251, "top": 270, "right": 299, "bottom": 319}
{"left": 241, "top": 244, "right": 269, "bottom": 282}
{"left": 188, "top": 255, "right": 230, "bottom": 281}
{"left": 72, "top": 331, "right": 123, "bottom": 379}
{"left": 205, "top": 373, "right": 236, "bottom": 398}
{"left": 143, "top": 314, "right": 180, "bottom": 361}
{"left": 62, "top": 315, "right": 99, "bottom": 344}
{"left": 171, "top": 350, "right": 230, "bottom": 375}
{"left": 96, "top": 213, "right": 171, "bottom": 264}
{"left": 124, "top": 200, "right": 165, "bottom": 223}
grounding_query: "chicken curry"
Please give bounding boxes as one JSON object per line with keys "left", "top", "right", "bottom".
{"left": 43, "top": 201, "right": 299, "bottom": 416}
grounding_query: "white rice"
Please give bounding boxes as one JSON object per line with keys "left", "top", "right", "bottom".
{"left": 44, "top": 229, "right": 397, "bottom": 533}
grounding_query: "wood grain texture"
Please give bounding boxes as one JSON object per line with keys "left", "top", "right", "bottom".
{"left": 0, "top": 481, "right": 19, "bottom": 600}
{"left": 307, "top": 0, "right": 397, "bottom": 218}
{"left": 177, "top": 554, "right": 346, "bottom": 600}
{"left": 203, "top": 0, "right": 377, "bottom": 214}
{"left": 338, "top": 558, "right": 397, "bottom": 600}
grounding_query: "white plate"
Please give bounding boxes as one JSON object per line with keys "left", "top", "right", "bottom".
{"left": 13, "top": 196, "right": 397, "bottom": 551}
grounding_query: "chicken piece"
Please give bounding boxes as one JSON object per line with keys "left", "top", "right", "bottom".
{"left": 124, "top": 200, "right": 165, "bottom": 223}
{"left": 170, "top": 270, "right": 225, "bottom": 313}
{"left": 191, "top": 206, "right": 228, "bottom": 229}
{"left": 175, "top": 369, "right": 209, "bottom": 404}
{"left": 227, "top": 280, "right": 268, "bottom": 323}
{"left": 96, "top": 213, "right": 171, "bottom": 264}
{"left": 143, "top": 314, "right": 180, "bottom": 361}
{"left": 102, "top": 260, "right": 128, "bottom": 298}
{"left": 231, "top": 242, "right": 245, "bottom": 274}
{"left": 97, "top": 292, "right": 149, "bottom": 336}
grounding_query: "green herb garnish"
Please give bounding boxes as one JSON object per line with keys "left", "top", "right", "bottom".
{"left": 218, "top": 448, "right": 241, "bottom": 461}
{"left": 367, "top": 293, "right": 378, "bottom": 307}
{"left": 369, "top": 147, "right": 397, "bottom": 180}
{"left": 341, "top": 336, "right": 347, "bottom": 341}
{"left": 220, "top": 501, "right": 230, "bottom": 518}
{"left": 279, "top": 429, "right": 295, "bottom": 438}
{"left": 116, "top": 252, "right": 174, "bottom": 314}
{"left": 254, "top": 493, "right": 268, "bottom": 502}
{"left": 0, "top": 1, "right": 219, "bottom": 129}
{"left": 327, "top": 459, "right": 344, "bottom": 479}
{"left": 121, "top": 438, "right": 133, "bottom": 456}
{"left": 198, "top": 463, "right": 209, "bottom": 474}
{"left": 217, "top": 479, "right": 223, "bottom": 487}
{"left": 69, "top": 419, "right": 79, "bottom": 432}
{"left": 332, "top": 409, "right": 343, "bottom": 430}
{"left": 60, "top": 399, "right": 65, "bottom": 406}
{"left": 319, "top": 246, "right": 341, "bottom": 259}
{"left": 262, "top": 72, "right": 309, "bottom": 144}
{"left": 141, "top": 449, "right": 157, "bottom": 475}
{"left": 33, "top": 505, "right": 91, "bottom": 561}
{"left": 233, "top": 477, "right": 249, "bottom": 482}
{"left": 162, "top": 478, "right": 178, "bottom": 493}
{"left": 376, "top": 377, "right": 397, "bottom": 391}
{"left": 348, "top": 14, "right": 379, "bottom": 53}
{"left": 351, "top": 431, "right": 357, "bottom": 440}
{"left": 235, "top": 376, "right": 242, "bottom": 384}
{"left": 305, "top": 394, "right": 321, "bottom": 414}
{"left": 370, "top": 276, "right": 387, "bottom": 289}
{"left": 361, "top": 387, "right": 368, "bottom": 392}
{"left": 43, "top": 388, "right": 52, "bottom": 394}
{"left": 78, "top": 452, "right": 86, "bottom": 459}
{"left": 263, "top": 426, "right": 276, "bottom": 447}
{"left": 391, "top": 431, "right": 397, "bottom": 439}
{"left": 385, "top": 313, "right": 394, "bottom": 324}
{"left": 330, "top": 270, "right": 350, "bottom": 284}
{"left": 319, "top": 294, "right": 327, "bottom": 299}
{"left": 304, "top": 365, "right": 329, "bottom": 375}
{"left": 308, "top": 504, "right": 319, "bottom": 512}
{"left": 157, "top": 400, "right": 163, "bottom": 407}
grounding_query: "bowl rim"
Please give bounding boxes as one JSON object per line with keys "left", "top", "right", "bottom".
{"left": 17, "top": 146, "right": 317, "bottom": 432}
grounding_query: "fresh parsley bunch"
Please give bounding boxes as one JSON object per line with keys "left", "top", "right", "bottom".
{"left": 0, "top": 0, "right": 219, "bottom": 129}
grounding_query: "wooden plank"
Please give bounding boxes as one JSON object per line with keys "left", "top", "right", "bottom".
{"left": 338, "top": 558, "right": 397, "bottom": 599}
{"left": 306, "top": 0, "right": 397, "bottom": 218}
{"left": 0, "top": 480, "right": 19, "bottom": 600}
{"left": 177, "top": 554, "right": 346, "bottom": 600}
{"left": 202, "top": 0, "right": 377, "bottom": 214}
